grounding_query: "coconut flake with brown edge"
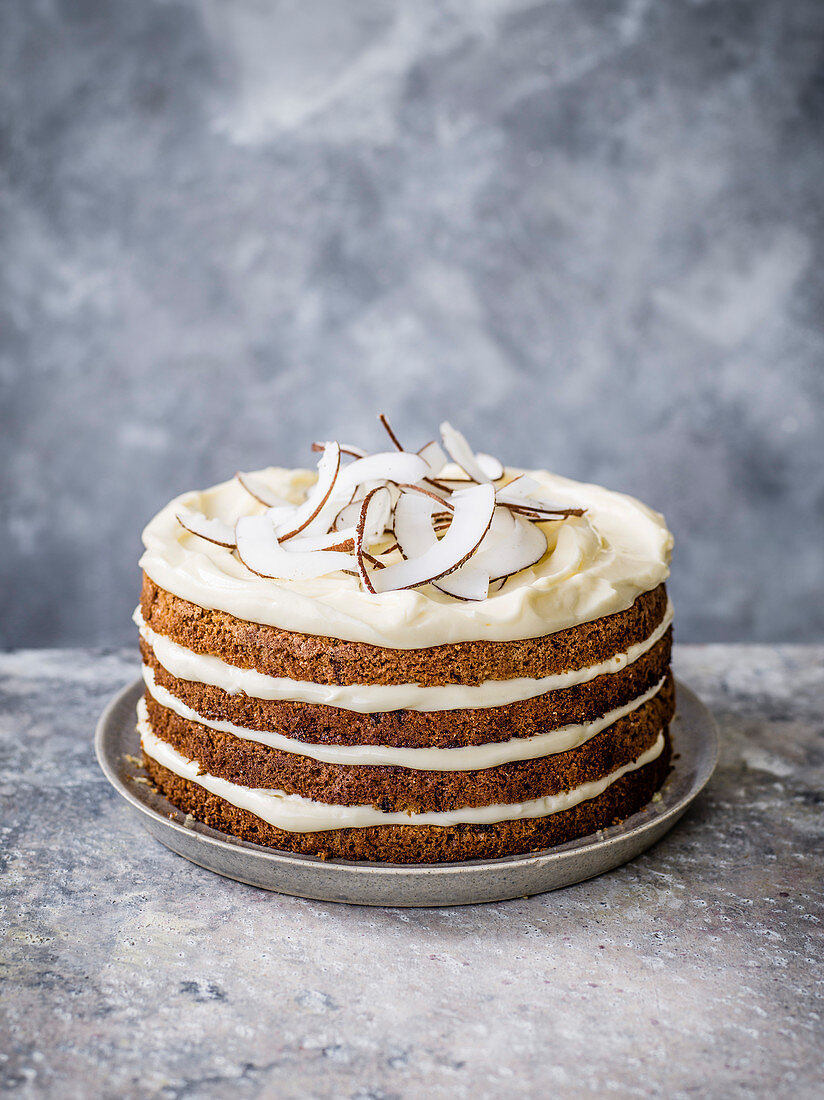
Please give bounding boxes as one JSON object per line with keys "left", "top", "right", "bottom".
{"left": 235, "top": 471, "right": 292, "bottom": 511}
{"left": 235, "top": 513, "right": 351, "bottom": 580}
{"left": 496, "top": 475, "right": 584, "bottom": 516}
{"left": 439, "top": 421, "right": 498, "bottom": 484}
{"left": 275, "top": 441, "right": 342, "bottom": 542}
{"left": 472, "top": 506, "right": 548, "bottom": 580}
{"left": 176, "top": 512, "right": 237, "bottom": 549}
{"left": 366, "top": 483, "right": 495, "bottom": 593}
{"left": 355, "top": 486, "right": 394, "bottom": 593}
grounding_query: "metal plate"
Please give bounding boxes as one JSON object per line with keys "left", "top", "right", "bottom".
{"left": 95, "top": 679, "right": 717, "bottom": 907}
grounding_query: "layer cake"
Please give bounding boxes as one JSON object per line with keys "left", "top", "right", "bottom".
{"left": 136, "top": 420, "right": 675, "bottom": 863}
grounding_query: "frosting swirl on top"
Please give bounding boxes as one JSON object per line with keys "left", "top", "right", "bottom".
{"left": 139, "top": 466, "right": 672, "bottom": 649}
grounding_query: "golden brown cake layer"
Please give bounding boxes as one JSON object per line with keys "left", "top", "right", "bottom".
{"left": 140, "top": 574, "right": 669, "bottom": 686}
{"left": 141, "top": 630, "right": 671, "bottom": 749}
{"left": 143, "top": 674, "right": 673, "bottom": 813}
{"left": 141, "top": 734, "right": 672, "bottom": 863}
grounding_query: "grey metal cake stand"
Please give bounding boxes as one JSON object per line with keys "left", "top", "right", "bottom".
{"left": 95, "top": 679, "right": 717, "bottom": 907}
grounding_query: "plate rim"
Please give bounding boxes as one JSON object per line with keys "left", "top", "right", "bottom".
{"left": 95, "top": 676, "right": 718, "bottom": 880}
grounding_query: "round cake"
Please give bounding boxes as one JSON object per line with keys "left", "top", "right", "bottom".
{"left": 135, "top": 419, "right": 674, "bottom": 863}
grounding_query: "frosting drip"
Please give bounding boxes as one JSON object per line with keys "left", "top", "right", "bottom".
{"left": 138, "top": 699, "right": 665, "bottom": 832}
{"left": 139, "top": 466, "right": 672, "bottom": 648}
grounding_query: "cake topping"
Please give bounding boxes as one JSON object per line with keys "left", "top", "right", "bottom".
{"left": 274, "top": 440, "right": 342, "bottom": 541}
{"left": 175, "top": 512, "right": 237, "bottom": 549}
{"left": 235, "top": 513, "right": 354, "bottom": 580}
{"left": 439, "top": 421, "right": 498, "bottom": 484}
{"left": 175, "top": 416, "right": 584, "bottom": 601}
{"left": 234, "top": 471, "right": 290, "bottom": 510}
{"left": 367, "top": 482, "right": 496, "bottom": 595}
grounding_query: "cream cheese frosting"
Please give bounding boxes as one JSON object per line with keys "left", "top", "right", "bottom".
{"left": 140, "top": 465, "right": 672, "bottom": 648}
{"left": 142, "top": 664, "right": 666, "bottom": 770}
{"left": 138, "top": 698, "right": 665, "bottom": 831}
{"left": 135, "top": 602, "right": 673, "bottom": 712}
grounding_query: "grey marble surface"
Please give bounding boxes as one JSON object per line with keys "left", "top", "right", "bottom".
{"left": 2, "top": 0, "right": 824, "bottom": 649}
{"left": 1, "top": 645, "right": 822, "bottom": 1098}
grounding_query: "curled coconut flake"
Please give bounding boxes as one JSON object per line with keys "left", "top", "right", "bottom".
{"left": 377, "top": 414, "right": 459, "bottom": 488}
{"left": 236, "top": 472, "right": 291, "bottom": 510}
{"left": 333, "top": 480, "right": 396, "bottom": 536}
{"left": 364, "top": 485, "right": 393, "bottom": 541}
{"left": 264, "top": 504, "right": 300, "bottom": 526}
{"left": 332, "top": 501, "right": 359, "bottom": 531}
{"left": 440, "top": 421, "right": 495, "bottom": 484}
{"left": 418, "top": 439, "right": 449, "bottom": 478}
{"left": 276, "top": 441, "right": 341, "bottom": 542}
{"left": 389, "top": 489, "right": 488, "bottom": 600}
{"left": 476, "top": 453, "right": 505, "bottom": 481}
{"left": 433, "top": 507, "right": 547, "bottom": 600}
{"left": 376, "top": 414, "right": 455, "bottom": 510}
{"left": 355, "top": 487, "right": 393, "bottom": 594}
{"left": 362, "top": 550, "right": 386, "bottom": 569}
{"left": 433, "top": 566, "right": 489, "bottom": 601}
{"left": 351, "top": 477, "right": 398, "bottom": 507}
{"left": 415, "top": 480, "right": 454, "bottom": 502}
{"left": 496, "top": 475, "right": 583, "bottom": 516}
{"left": 366, "top": 483, "right": 495, "bottom": 594}
{"left": 378, "top": 413, "right": 405, "bottom": 452}
{"left": 499, "top": 501, "right": 585, "bottom": 519}
{"left": 472, "top": 506, "right": 548, "bottom": 579}
{"left": 392, "top": 489, "right": 438, "bottom": 558}
{"left": 311, "top": 441, "right": 366, "bottom": 460}
{"left": 295, "top": 453, "right": 421, "bottom": 541}
{"left": 176, "top": 512, "right": 237, "bottom": 549}
{"left": 394, "top": 482, "right": 454, "bottom": 510}
{"left": 495, "top": 474, "right": 541, "bottom": 501}
{"left": 331, "top": 500, "right": 362, "bottom": 532}
{"left": 236, "top": 514, "right": 351, "bottom": 580}
{"left": 337, "top": 451, "right": 428, "bottom": 496}
{"left": 284, "top": 527, "right": 357, "bottom": 553}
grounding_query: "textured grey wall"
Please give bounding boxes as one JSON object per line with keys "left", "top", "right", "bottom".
{"left": 2, "top": 0, "right": 823, "bottom": 648}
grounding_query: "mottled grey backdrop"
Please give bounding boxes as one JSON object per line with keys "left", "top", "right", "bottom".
{"left": 1, "top": 0, "right": 822, "bottom": 648}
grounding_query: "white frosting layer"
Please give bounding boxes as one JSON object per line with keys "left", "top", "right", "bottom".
{"left": 135, "top": 602, "right": 673, "bottom": 713}
{"left": 139, "top": 466, "right": 672, "bottom": 648}
{"left": 137, "top": 699, "right": 665, "bottom": 832}
{"left": 142, "top": 663, "right": 666, "bottom": 770}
